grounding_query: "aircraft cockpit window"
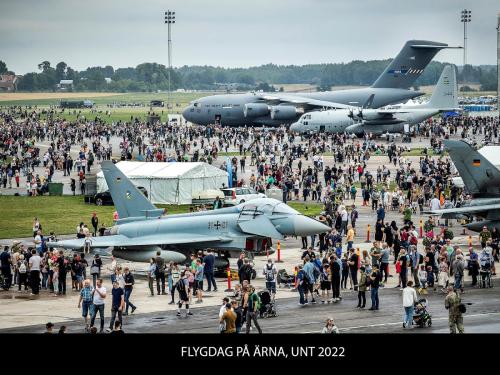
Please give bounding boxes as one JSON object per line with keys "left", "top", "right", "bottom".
{"left": 240, "top": 204, "right": 263, "bottom": 216}
{"left": 260, "top": 204, "right": 274, "bottom": 215}
{"left": 273, "top": 203, "right": 299, "bottom": 215}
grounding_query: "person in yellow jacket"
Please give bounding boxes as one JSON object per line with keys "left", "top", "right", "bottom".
{"left": 346, "top": 225, "right": 355, "bottom": 251}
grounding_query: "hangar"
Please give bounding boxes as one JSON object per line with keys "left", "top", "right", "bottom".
{"left": 96, "top": 161, "right": 228, "bottom": 204}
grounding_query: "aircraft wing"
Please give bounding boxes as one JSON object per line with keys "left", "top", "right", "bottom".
{"left": 258, "top": 93, "right": 353, "bottom": 110}
{"left": 428, "top": 204, "right": 500, "bottom": 216}
{"left": 49, "top": 234, "right": 232, "bottom": 249}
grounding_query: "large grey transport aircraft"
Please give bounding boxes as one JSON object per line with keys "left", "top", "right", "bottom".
{"left": 182, "top": 40, "right": 455, "bottom": 127}
{"left": 429, "top": 140, "right": 500, "bottom": 232}
{"left": 48, "top": 161, "right": 329, "bottom": 265}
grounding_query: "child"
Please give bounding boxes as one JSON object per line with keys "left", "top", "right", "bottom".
{"left": 52, "top": 265, "right": 59, "bottom": 297}
{"left": 418, "top": 264, "right": 427, "bottom": 294}
{"left": 320, "top": 264, "right": 331, "bottom": 303}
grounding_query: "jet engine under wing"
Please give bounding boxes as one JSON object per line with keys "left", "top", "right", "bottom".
{"left": 258, "top": 94, "right": 354, "bottom": 110}
{"left": 428, "top": 203, "right": 500, "bottom": 216}
{"left": 49, "top": 233, "right": 232, "bottom": 249}
{"left": 238, "top": 215, "right": 284, "bottom": 239}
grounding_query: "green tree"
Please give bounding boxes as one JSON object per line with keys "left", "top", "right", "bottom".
{"left": 0, "top": 60, "right": 7, "bottom": 74}
{"left": 55, "top": 61, "right": 67, "bottom": 81}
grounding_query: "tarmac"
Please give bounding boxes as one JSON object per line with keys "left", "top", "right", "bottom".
{"left": 1, "top": 127, "right": 499, "bottom": 333}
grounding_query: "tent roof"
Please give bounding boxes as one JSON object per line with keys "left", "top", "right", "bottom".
{"left": 96, "top": 161, "right": 228, "bottom": 179}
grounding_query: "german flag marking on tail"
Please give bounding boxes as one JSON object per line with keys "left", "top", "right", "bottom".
{"left": 473, "top": 159, "right": 481, "bottom": 166}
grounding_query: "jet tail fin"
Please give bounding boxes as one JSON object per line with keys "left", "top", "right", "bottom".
{"left": 101, "top": 161, "right": 164, "bottom": 219}
{"left": 422, "top": 65, "right": 458, "bottom": 110}
{"left": 444, "top": 140, "right": 500, "bottom": 197}
{"left": 371, "top": 40, "right": 448, "bottom": 89}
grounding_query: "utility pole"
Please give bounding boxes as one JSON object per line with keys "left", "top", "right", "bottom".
{"left": 165, "top": 10, "right": 175, "bottom": 115}
{"left": 461, "top": 9, "right": 471, "bottom": 85}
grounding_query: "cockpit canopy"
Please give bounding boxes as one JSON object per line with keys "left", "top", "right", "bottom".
{"left": 237, "top": 198, "right": 299, "bottom": 216}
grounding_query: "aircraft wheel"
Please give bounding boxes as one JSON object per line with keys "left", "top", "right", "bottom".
{"left": 239, "top": 199, "right": 245, "bottom": 204}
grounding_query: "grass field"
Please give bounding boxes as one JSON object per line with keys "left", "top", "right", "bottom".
{"left": 0, "top": 91, "right": 213, "bottom": 123}
{"left": 0, "top": 196, "right": 323, "bottom": 239}
{"left": 0, "top": 91, "right": 210, "bottom": 107}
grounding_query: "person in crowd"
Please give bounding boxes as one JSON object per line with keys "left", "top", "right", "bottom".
{"left": 321, "top": 317, "right": 340, "bottom": 334}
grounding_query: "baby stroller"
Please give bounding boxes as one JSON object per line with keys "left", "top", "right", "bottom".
{"left": 258, "top": 290, "right": 277, "bottom": 318}
{"left": 277, "top": 269, "right": 295, "bottom": 288}
{"left": 413, "top": 298, "right": 432, "bottom": 328}
{"left": 479, "top": 265, "right": 493, "bottom": 288}
{"left": 391, "top": 196, "right": 399, "bottom": 211}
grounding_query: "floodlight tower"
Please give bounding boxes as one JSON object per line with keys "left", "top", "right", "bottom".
{"left": 165, "top": 10, "right": 175, "bottom": 113}
{"left": 461, "top": 9, "right": 471, "bottom": 83}
{"left": 497, "top": 13, "right": 499, "bottom": 121}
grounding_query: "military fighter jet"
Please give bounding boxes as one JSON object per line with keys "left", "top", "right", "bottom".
{"left": 182, "top": 40, "right": 458, "bottom": 127}
{"left": 289, "top": 65, "right": 458, "bottom": 136}
{"left": 48, "top": 161, "right": 330, "bottom": 264}
{"left": 429, "top": 140, "right": 500, "bottom": 232}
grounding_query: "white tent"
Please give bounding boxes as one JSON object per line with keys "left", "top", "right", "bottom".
{"left": 96, "top": 161, "right": 228, "bottom": 204}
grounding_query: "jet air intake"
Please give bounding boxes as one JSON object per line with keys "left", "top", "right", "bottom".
{"left": 244, "top": 103, "right": 270, "bottom": 118}
{"left": 270, "top": 105, "right": 303, "bottom": 121}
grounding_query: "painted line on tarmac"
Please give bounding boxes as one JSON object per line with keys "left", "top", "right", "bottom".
{"left": 298, "top": 312, "right": 500, "bottom": 333}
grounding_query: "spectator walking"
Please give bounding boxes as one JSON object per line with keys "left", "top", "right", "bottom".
{"left": 90, "top": 278, "right": 107, "bottom": 333}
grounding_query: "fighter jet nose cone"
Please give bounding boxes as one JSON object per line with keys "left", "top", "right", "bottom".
{"left": 292, "top": 215, "right": 330, "bottom": 236}
{"left": 289, "top": 123, "right": 298, "bottom": 132}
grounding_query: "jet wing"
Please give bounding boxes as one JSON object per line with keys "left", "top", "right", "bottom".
{"left": 428, "top": 204, "right": 500, "bottom": 216}
{"left": 238, "top": 215, "right": 284, "bottom": 239}
{"left": 258, "top": 93, "right": 353, "bottom": 110}
{"left": 49, "top": 234, "right": 232, "bottom": 249}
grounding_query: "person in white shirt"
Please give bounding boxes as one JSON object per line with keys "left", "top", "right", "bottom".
{"left": 90, "top": 278, "right": 107, "bottom": 333}
{"left": 430, "top": 196, "right": 441, "bottom": 211}
{"left": 28, "top": 249, "right": 41, "bottom": 295}
{"left": 402, "top": 280, "right": 418, "bottom": 328}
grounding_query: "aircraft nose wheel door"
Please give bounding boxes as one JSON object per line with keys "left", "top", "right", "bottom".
{"left": 215, "top": 114, "right": 221, "bottom": 125}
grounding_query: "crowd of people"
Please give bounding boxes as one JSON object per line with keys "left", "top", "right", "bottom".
{"left": 1, "top": 105, "right": 500, "bottom": 334}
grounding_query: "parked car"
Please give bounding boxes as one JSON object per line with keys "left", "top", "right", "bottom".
{"left": 94, "top": 186, "right": 148, "bottom": 206}
{"left": 221, "top": 187, "right": 266, "bottom": 206}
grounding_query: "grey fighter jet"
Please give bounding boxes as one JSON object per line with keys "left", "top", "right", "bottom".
{"left": 429, "top": 140, "right": 500, "bottom": 232}
{"left": 289, "top": 65, "right": 458, "bottom": 136}
{"left": 183, "top": 40, "right": 457, "bottom": 127}
{"left": 48, "top": 161, "right": 329, "bottom": 264}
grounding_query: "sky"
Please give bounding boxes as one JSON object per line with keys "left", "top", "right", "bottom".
{"left": 1, "top": 0, "right": 499, "bottom": 74}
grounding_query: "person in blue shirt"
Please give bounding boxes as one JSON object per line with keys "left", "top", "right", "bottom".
{"left": 107, "top": 280, "right": 124, "bottom": 332}
{"left": 303, "top": 257, "right": 318, "bottom": 304}
{"left": 376, "top": 204, "right": 385, "bottom": 222}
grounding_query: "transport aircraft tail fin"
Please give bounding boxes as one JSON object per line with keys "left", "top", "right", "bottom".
{"left": 371, "top": 40, "right": 449, "bottom": 89}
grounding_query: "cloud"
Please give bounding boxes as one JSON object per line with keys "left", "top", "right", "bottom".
{"left": 1, "top": 0, "right": 497, "bottom": 74}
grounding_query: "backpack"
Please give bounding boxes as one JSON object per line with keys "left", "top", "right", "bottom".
{"left": 176, "top": 279, "right": 186, "bottom": 293}
{"left": 19, "top": 261, "right": 27, "bottom": 274}
{"left": 410, "top": 236, "right": 418, "bottom": 246}
{"left": 253, "top": 293, "right": 261, "bottom": 311}
{"left": 265, "top": 264, "right": 275, "bottom": 282}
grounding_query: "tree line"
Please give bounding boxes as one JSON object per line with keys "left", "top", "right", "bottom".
{"left": 1, "top": 59, "right": 497, "bottom": 92}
